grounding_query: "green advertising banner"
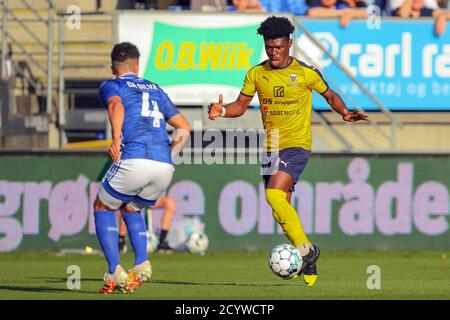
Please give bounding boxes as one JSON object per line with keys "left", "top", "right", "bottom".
{"left": 117, "top": 12, "right": 272, "bottom": 104}
{"left": 145, "top": 21, "right": 262, "bottom": 87}
{"left": 0, "top": 153, "right": 449, "bottom": 252}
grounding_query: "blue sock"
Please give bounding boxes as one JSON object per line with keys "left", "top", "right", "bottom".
{"left": 123, "top": 211, "right": 148, "bottom": 266}
{"left": 94, "top": 210, "right": 120, "bottom": 274}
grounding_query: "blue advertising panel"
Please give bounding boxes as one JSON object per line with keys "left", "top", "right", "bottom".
{"left": 295, "top": 19, "right": 450, "bottom": 111}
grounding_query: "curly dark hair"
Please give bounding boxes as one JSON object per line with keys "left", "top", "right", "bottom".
{"left": 257, "top": 16, "right": 295, "bottom": 40}
{"left": 111, "top": 42, "right": 140, "bottom": 65}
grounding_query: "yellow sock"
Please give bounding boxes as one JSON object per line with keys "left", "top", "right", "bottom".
{"left": 265, "top": 188, "right": 312, "bottom": 248}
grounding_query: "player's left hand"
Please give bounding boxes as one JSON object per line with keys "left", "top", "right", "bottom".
{"left": 343, "top": 109, "right": 369, "bottom": 122}
{"left": 108, "top": 139, "right": 121, "bottom": 163}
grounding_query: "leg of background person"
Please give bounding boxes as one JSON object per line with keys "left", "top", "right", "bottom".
{"left": 155, "top": 196, "right": 176, "bottom": 245}
{"left": 118, "top": 209, "right": 127, "bottom": 253}
{"left": 119, "top": 211, "right": 127, "bottom": 237}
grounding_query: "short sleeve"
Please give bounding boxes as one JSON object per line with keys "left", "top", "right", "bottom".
{"left": 241, "top": 67, "right": 256, "bottom": 97}
{"left": 99, "top": 80, "right": 120, "bottom": 109}
{"left": 305, "top": 66, "right": 329, "bottom": 94}
{"left": 159, "top": 88, "right": 180, "bottom": 120}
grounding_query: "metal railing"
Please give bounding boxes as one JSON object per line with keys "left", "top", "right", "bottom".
{"left": 294, "top": 20, "right": 404, "bottom": 150}
{"left": 57, "top": 11, "right": 116, "bottom": 146}
{"left": 2, "top": 6, "right": 408, "bottom": 151}
{"left": 1, "top": 0, "right": 9, "bottom": 79}
{"left": 0, "top": 0, "right": 55, "bottom": 114}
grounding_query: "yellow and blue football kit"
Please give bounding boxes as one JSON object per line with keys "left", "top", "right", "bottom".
{"left": 241, "top": 58, "right": 328, "bottom": 255}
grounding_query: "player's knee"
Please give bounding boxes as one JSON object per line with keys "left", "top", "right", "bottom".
{"left": 265, "top": 188, "right": 286, "bottom": 208}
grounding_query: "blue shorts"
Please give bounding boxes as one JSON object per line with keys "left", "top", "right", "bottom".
{"left": 261, "top": 147, "right": 311, "bottom": 192}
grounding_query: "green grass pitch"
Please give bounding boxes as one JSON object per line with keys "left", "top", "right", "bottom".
{"left": 0, "top": 250, "right": 448, "bottom": 300}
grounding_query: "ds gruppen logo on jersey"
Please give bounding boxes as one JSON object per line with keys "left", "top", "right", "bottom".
{"left": 273, "top": 86, "right": 284, "bottom": 97}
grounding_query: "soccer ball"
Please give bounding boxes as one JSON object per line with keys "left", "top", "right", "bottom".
{"left": 146, "top": 231, "right": 159, "bottom": 253}
{"left": 185, "top": 232, "right": 209, "bottom": 254}
{"left": 268, "top": 244, "right": 303, "bottom": 279}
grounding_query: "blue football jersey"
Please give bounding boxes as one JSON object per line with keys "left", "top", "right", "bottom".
{"left": 99, "top": 73, "right": 180, "bottom": 164}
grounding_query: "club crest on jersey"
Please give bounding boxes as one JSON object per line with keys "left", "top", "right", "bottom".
{"left": 262, "top": 105, "right": 269, "bottom": 115}
{"left": 290, "top": 74, "right": 298, "bottom": 83}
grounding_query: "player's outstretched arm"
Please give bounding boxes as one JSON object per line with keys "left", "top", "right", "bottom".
{"left": 107, "top": 96, "right": 125, "bottom": 163}
{"left": 321, "top": 88, "right": 368, "bottom": 122}
{"left": 208, "top": 93, "right": 253, "bottom": 120}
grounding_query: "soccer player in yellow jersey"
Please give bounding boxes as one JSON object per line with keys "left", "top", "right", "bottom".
{"left": 208, "top": 16, "right": 368, "bottom": 286}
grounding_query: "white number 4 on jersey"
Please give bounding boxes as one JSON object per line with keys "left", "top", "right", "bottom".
{"left": 141, "top": 92, "right": 164, "bottom": 128}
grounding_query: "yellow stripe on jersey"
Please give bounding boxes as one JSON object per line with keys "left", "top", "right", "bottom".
{"left": 241, "top": 58, "right": 328, "bottom": 151}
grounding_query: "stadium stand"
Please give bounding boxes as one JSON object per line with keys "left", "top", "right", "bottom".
{"left": 1, "top": 0, "right": 450, "bottom": 152}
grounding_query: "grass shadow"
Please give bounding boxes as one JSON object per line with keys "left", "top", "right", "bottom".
{"left": 31, "top": 276, "right": 101, "bottom": 283}
{"left": 31, "top": 277, "right": 302, "bottom": 288}
{"left": 0, "top": 284, "right": 93, "bottom": 294}
{"left": 151, "top": 279, "right": 302, "bottom": 287}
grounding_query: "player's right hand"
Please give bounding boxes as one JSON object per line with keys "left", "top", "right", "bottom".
{"left": 208, "top": 94, "right": 223, "bottom": 121}
{"left": 108, "top": 139, "right": 121, "bottom": 163}
{"left": 343, "top": 109, "right": 369, "bottom": 122}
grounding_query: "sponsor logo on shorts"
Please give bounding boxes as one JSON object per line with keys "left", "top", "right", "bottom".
{"left": 275, "top": 158, "right": 289, "bottom": 168}
{"left": 280, "top": 160, "right": 290, "bottom": 167}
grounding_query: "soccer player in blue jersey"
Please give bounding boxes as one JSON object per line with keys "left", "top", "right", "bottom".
{"left": 94, "top": 42, "right": 191, "bottom": 294}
